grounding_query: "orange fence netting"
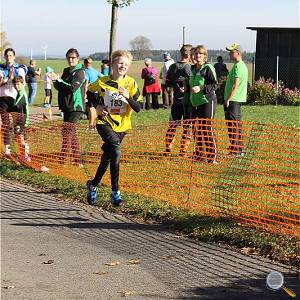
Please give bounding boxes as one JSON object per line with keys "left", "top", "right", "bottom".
{"left": 1, "top": 113, "right": 299, "bottom": 238}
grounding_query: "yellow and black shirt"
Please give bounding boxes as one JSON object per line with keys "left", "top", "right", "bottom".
{"left": 88, "top": 75, "right": 142, "bottom": 132}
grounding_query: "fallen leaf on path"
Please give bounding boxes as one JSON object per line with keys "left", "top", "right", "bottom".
{"left": 241, "top": 247, "right": 255, "bottom": 255}
{"left": 127, "top": 259, "right": 140, "bottom": 265}
{"left": 2, "top": 285, "right": 16, "bottom": 289}
{"left": 118, "top": 290, "right": 136, "bottom": 297}
{"left": 42, "top": 259, "right": 54, "bottom": 264}
{"left": 93, "top": 270, "right": 108, "bottom": 275}
{"left": 105, "top": 261, "right": 120, "bottom": 266}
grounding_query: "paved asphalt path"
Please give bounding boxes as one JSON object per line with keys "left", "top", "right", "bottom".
{"left": 1, "top": 179, "right": 299, "bottom": 300}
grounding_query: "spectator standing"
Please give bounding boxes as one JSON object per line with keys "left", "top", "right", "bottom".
{"left": 165, "top": 44, "right": 193, "bottom": 156}
{"left": 43, "top": 66, "right": 54, "bottom": 108}
{"left": 0, "top": 48, "right": 27, "bottom": 156}
{"left": 224, "top": 43, "right": 248, "bottom": 157}
{"left": 214, "top": 56, "right": 229, "bottom": 80}
{"left": 49, "top": 48, "right": 86, "bottom": 166}
{"left": 189, "top": 45, "right": 218, "bottom": 163}
{"left": 27, "top": 59, "right": 41, "bottom": 105}
{"left": 161, "top": 51, "right": 174, "bottom": 108}
{"left": 86, "top": 50, "right": 142, "bottom": 207}
{"left": 12, "top": 76, "right": 31, "bottom": 162}
{"left": 141, "top": 58, "right": 160, "bottom": 110}
{"left": 42, "top": 66, "right": 54, "bottom": 120}
{"left": 83, "top": 57, "right": 101, "bottom": 128}
{"left": 84, "top": 57, "right": 101, "bottom": 85}
{"left": 101, "top": 59, "right": 110, "bottom": 76}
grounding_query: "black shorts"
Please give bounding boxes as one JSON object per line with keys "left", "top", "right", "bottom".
{"left": 45, "top": 89, "right": 52, "bottom": 97}
{"left": 86, "top": 91, "right": 101, "bottom": 108}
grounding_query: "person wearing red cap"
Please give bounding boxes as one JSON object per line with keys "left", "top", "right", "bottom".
{"left": 224, "top": 43, "right": 248, "bottom": 157}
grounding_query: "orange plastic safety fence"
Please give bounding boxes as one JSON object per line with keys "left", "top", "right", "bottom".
{"left": 1, "top": 112, "right": 299, "bottom": 237}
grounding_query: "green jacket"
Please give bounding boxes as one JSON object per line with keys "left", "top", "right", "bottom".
{"left": 53, "top": 63, "right": 85, "bottom": 112}
{"left": 15, "top": 88, "right": 29, "bottom": 127}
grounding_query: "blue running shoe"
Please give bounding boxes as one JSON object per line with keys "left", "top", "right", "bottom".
{"left": 110, "top": 190, "right": 123, "bottom": 207}
{"left": 86, "top": 180, "right": 98, "bottom": 205}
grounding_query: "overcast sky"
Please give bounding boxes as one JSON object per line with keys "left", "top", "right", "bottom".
{"left": 1, "top": 0, "right": 299, "bottom": 57}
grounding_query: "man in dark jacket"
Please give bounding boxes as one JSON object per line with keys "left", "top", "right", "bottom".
{"left": 50, "top": 48, "right": 85, "bottom": 165}
{"left": 165, "top": 44, "right": 193, "bottom": 156}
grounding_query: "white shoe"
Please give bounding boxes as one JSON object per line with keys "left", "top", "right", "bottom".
{"left": 4, "top": 144, "right": 11, "bottom": 156}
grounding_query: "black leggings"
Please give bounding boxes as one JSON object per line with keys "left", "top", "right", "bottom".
{"left": 192, "top": 96, "right": 217, "bottom": 162}
{"left": 92, "top": 123, "right": 126, "bottom": 191}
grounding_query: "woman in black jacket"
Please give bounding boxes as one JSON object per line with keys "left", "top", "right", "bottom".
{"left": 50, "top": 48, "right": 85, "bottom": 165}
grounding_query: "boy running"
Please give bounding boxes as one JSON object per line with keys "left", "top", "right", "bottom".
{"left": 86, "top": 50, "right": 142, "bottom": 207}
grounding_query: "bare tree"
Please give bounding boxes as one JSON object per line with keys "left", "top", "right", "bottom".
{"left": 129, "top": 35, "right": 152, "bottom": 60}
{"left": 0, "top": 29, "right": 10, "bottom": 58}
{"left": 106, "top": 0, "right": 137, "bottom": 62}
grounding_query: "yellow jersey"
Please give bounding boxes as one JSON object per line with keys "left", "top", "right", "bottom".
{"left": 88, "top": 75, "right": 142, "bottom": 132}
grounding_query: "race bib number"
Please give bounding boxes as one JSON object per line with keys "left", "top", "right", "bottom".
{"left": 103, "top": 90, "right": 128, "bottom": 114}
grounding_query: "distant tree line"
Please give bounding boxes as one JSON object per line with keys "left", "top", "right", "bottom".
{"left": 90, "top": 49, "right": 254, "bottom": 63}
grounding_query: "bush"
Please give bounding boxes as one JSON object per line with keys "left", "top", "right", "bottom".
{"left": 277, "top": 88, "right": 300, "bottom": 106}
{"left": 247, "top": 78, "right": 279, "bottom": 105}
{"left": 247, "top": 78, "right": 300, "bottom": 106}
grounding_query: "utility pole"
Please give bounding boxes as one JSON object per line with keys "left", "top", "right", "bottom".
{"left": 41, "top": 45, "right": 47, "bottom": 61}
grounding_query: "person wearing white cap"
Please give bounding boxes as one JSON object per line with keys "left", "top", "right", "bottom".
{"left": 224, "top": 43, "right": 248, "bottom": 157}
{"left": 161, "top": 51, "right": 174, "bottom": 108}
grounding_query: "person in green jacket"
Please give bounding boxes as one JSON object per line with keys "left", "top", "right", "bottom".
{"left": 50, "top": 48, "right": 86, "bottom": 165}
{"left": 189, "top": 45, "right": 218, "bottom": 163}
{"left": 12, "top": 76, "right": 30, "bottom": 162}
{"left": 224, "top": 43, "right": 248, "bottom": 157}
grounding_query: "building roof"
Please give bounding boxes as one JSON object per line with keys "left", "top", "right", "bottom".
{"left": 247, "top": 27, "right": 300, "bottom": 31}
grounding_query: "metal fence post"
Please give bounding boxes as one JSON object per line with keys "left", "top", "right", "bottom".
{"left": 276, "top": 56, "right": 279, "bottom": 105}
{"left": 252, "top": 56, "right": 255, "bottom": 85}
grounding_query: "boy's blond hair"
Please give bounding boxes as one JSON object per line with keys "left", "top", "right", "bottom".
{"left": 111, "top": 50, "right": 133, "bottom": 65}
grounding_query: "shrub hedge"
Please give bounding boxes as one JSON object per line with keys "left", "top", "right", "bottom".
{"left": 216, "top": 77, "right": 300, "bottom": 106}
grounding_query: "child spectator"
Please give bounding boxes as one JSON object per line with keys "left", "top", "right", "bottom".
{"left": 43, "top": 66, "right": 54, "bottom": 108}
{"left": 100, "top": 59, "right": 110, "bottom": 76}
{"left": 12, "top": 76, "right": 31, "bottom": 162}
{"left": 42, "top": 66, "right": 54, "bottom": 120}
